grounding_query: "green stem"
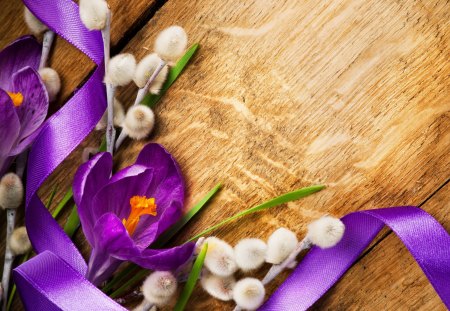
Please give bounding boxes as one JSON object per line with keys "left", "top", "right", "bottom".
{"left": 174, "top": 243, "right": 208, "bottom": 311}
{"left": 51, "top": 187, "right": 73, "bottom": 218}
{"left": 185, "top": 184, "right": 325, "bottom": 243}
{"left": 109, "top": 269, "right": 149, "bottom": 299}
{"left": 102, "top": 264, "right": 140, "bottom": 294}
{"left": 63, "top": 205, "right": 80, "bottom": 237}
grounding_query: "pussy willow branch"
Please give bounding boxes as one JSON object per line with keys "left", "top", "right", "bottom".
{"left": 39, "top": 30, "right": 55, "bottom": 69}
{"left": 114, "top": 59, "right": 166, "bottom": 150}
{"left": 102, "top": 10, "right": 115, "bottom": 155}
{"left": 1, "top": 154, "right": 27, "bottom": 310}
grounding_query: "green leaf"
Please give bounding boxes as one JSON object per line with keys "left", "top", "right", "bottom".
{"left": 51, "top": 187, "right": 73, "bottom": 219}
{"left": 174, "top": 243, "right": 208, "bottom": 311}
{"left": 102, "top": 264, "right": 140, "bottom": 294}
{"left": 46, "top": 185, "right": 58, "bottom": 210}
{"left": 109, "top": 269, "right": 149, "bottom": 299}
{"left": 152, "top": 182, "right": 221, "bottom": 248}
{"left": 141, "top": 43, "right": 200, "bottom": 109}
{"left": 63, "top": 205, "right": 80, "bottom": 237}
{"left": 185, "top": 185, "right": 326, "bottom": 243}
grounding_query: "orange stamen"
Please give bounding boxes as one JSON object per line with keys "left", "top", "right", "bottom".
{"left": 122, "top": 196, "right": 157, "bottom": 235}
{"left": 6, "top": 92, "right": 24, "bottom": 107}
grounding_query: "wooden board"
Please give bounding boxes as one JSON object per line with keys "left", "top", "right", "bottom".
{"left": 0, "top": 0, "right": 449, "bottom": 310}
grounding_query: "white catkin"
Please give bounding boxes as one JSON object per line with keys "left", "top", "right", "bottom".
{"left": 134, "top": 53, "right": 169, "bottom": 94}
{"left": 307, "top": 215, "right": 345, "bottom": 248}
{"left": 201, "top": 273, "right": 236, "bottom": 301}
{"left": 96, "top": 98, "right": 125, "bottom": 130}
{"left": 233, "top": 278, "right": 265, "bottom": 310}
{"left": 105, "top": 53, "right": 137, "bottom": 86}
{"left": 0, "top": 173, "right": 24, "bottom": 210}
{"left": 23, "top": 7, "right": 47, "bottom": 34}
{"left": 122, "top": 105, "right": 155, "bottom": 140}
{"left": 9, "top": 227, "right": 31, "bottom": 255}
{"left": 142, "top": 271, "right": 177, "bottom": 306}
{"left": 234, "top": 238, "right": 267, "bottom": 272}
{"left": 39, "top": 67, "right": 61, "bottom": 102}
{"left": 79, "top": 0, "right": 109, "bottom": 30}
{"left": 265, "top": 228, "right": 298, "bottom": 264}
{"left": 154, "top": 26, "right": 188, "bottom": 63}
{"left": 204, "top": 237, "right": 238, "bottom": 277}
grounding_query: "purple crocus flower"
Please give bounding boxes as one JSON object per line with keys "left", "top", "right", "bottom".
{"left": 73, "top": 143, "right": 195, "bottom": 285}
{"left": 0, "top": 36, "right": 49, "bottom": 175}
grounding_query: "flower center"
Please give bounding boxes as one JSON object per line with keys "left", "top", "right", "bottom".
{"left": 122, "top": 195, "right": 157, "bottom": 235}
{"left": 6, "top": 92, "right": 23, "bottom": 107}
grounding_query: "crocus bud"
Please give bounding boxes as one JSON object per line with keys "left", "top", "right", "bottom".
{"left": 96, "top": 98, "right": 125, "bottom": 130}
{"left": 201, "top": 273, "right": 235, "bottom": 301}
{"left": 234, "top": 238, "right": 267, "bottom": 272}
{"left": 23, "top": 7, "right": 47, "bottom": 35}
{"left": 0, "top": 173, "right": 24, "bottom": 210}
{"left": 204, "top": 237, "right": 237, "bottom": 277}
{"left": 39, "top": 67, "right": 61, "bottom": 102}
{"left": 265, "top": 228, "right": 298, "bottom": 264}
{"left": 154, "top": 26, "right": 188, "bottom": 63}
{"left": 233, "top": 278, "right": 265, "bottom": 310}
{"left": 307, "top": 215, "right": 345, "bottom": 248}
{"left": 105, "top": 53, "right": 136, "bottom": 86}
{"left": 122, "top": 105, "right": 155, "bottom": 140}
{"left": 133, "top": 53, "right": 169, "bottom": 94}
{"left": 9, "top": 226, "right": 31, "bottom": 255}
{"left": 142, "top": 271, "right": 177, "bottom": 306}
{"left": 79, "top": 0, "right": 109, "bottom": 30}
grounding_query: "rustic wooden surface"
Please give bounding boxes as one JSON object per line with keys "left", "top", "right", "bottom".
{"left": 1, "top": 0, "right": 449, "bottom": 310}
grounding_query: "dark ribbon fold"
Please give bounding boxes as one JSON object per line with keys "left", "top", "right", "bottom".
{"left": 260, "top": 206, "right": 450, "bottom": 310}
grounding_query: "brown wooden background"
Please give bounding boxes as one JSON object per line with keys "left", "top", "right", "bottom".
{"left": 0, "top": 0, "right": 449, "bottom": 310}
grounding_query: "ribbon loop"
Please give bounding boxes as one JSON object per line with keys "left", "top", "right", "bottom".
{"left": 14, "top": 251, "right": 126, "bottom": 311}
{"left": 260, "top": 206, "right": 450, "bottom": 310}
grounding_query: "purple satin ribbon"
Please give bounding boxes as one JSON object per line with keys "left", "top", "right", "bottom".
{"left": 14, "top": 0, "right": 125, "bottom": 309}
{"left": 260, "top": 206, "right": 450, "bottom": 310}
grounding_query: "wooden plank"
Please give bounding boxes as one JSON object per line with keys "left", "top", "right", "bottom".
{"left": 113, "top": 0, "right": 450, "bottom": 309}
{"left": 313, "top": 181, "right": 450, "bottom": 311}
{"left": 0, "top": 0, "right": 449, "bottom": 310}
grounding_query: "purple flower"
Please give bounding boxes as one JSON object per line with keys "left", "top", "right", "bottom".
{"left": 0, "top": 36, "right": 49, "bottom": 175}
{"left": 73, "top": 143, "right": 195, "bottom": 285}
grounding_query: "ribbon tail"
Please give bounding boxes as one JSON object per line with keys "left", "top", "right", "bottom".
{"left": 21, "top": 0, "right": 107, "bottom": 277}
{"left": 260, "top": 206, "right": 450, "bottom": 310}
{"left": 14, "top": 251, "right": 127, "bottom": 311}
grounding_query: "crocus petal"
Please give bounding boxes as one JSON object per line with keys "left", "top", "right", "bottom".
{"left": 131, "top": 143, "right": 185, "bottom": 246}
{"left": 12, "top": 66, "right": 49, "bottom": 141}
{"left": 0, "top": 88, "right": 20, "bottom": 174}
{"left": 73, "top": 152, "right": 113, "bottom": 246}
{"left": 0, "top": 36, "right": 41, "bottom": 90}
{"left": 92, "top": 165, "right": 154, "bottom": 222}
{"left": 92, "top": 213, "right": 138, "bottom": 256}
{"left": 86, "top": 213, "right": 136, "bottom": 285}
{"left": 128, "top": 242, "right": 195, "bottom": 271}
{"left": 9, "top": 124, "right": 43, "bottom": 156}
{"left": 133, "top": 200, "right": 182, "bottom": 249}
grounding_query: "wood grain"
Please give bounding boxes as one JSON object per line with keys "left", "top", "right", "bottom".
{"left": 0, "top": 0, "right": 449, "bottom": 310}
